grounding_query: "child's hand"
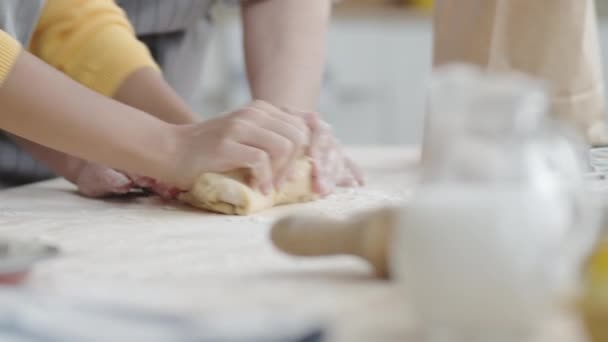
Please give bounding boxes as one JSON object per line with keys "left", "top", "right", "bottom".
{"left": 74, "top": 162, "right": 134, "bottom": 197}
{"left": 165, "top": 100, "right": 310, "bottom": 193}
{"left": 77, "top": 166, "right": 181, "bottom": 199}
{"left": 129, "top": 175, "right": 182, "bottom": 199}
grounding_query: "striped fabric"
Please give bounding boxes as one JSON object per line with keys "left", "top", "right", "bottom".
{"left": 0, "top": 0, "right": 44, "bottom": 44}
{"left": 119, "top": 0, "right": 242, "bottom": 107}
{"left": 117, "top": 0, "right": 219, "bottom": 36}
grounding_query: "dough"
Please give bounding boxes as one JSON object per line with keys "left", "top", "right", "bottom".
{"left": 179, "top": 158, "right": 317, "bottom": 215}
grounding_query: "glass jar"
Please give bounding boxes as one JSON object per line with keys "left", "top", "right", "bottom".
{"left": 394, "top": 65, "right": 599, "bottom": 342}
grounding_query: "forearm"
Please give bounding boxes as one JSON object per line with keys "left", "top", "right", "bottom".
{"left": 10, "top": 136, "right": 85, "bottom": 182}
{"left": 11, "top": 68, "right": 199, "bottom": 186}
{"left": 242, "top": 0, "right": 331, "bottom": 110}
{"left": 0, "top": 51, "right": 176, "bottom": 180}
{"left": 113, "top": 67, "right": 200, "bottom": 124}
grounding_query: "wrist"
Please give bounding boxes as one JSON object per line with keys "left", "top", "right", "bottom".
{"left": 137, "top": 121, "right": 182, "bottom": 184}
{"left": 61, "top": 155, "right": 87, "bottom": 184}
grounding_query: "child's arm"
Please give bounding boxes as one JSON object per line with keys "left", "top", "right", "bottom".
{"left": 10, "top": 0, "right": 202, "bottom": 195}
{"left": 0, "top": 39, "right": 174, "bottom": 181}
{"left": 0, "top": 31, "right": 309, "bottom": 192}
{"left": 10, "top": 136, "right": 134, "bottom": 197}
{"left": 11, "top": 68, "right": 199, "bottom": 197}
{"left": 0, "top": 45, "right": 308, "bottom": 190}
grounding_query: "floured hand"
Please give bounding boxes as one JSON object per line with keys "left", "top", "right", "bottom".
{"left": 78, "top": 168, "right": 182, "bottom": 200}
{"left": 287, "top": 110, "right": 364, "bottom": 196}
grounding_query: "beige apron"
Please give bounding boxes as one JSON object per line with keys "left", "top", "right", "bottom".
{"left": 426, "top": 0, "right": 607, "bottom": 153}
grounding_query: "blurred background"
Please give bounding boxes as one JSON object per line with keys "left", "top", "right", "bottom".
{"left": 194, "top": 0, "right": 608, "bottom": 145}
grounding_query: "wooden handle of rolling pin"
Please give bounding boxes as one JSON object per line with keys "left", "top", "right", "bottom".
{"left": 270, "top": 207, "right": 399, "bottom": 278}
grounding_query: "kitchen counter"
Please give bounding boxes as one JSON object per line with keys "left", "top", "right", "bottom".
{"left": 0, "top": 146, "right": 585, "bottom": 341}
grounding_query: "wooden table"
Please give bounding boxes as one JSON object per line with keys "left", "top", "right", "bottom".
{"left": 0, "top": 146, "right": 586, "bottom": 341}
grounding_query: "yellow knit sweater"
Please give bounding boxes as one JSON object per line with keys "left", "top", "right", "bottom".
{"left": 0, "top": 0, "right": 158, "bottom": 96}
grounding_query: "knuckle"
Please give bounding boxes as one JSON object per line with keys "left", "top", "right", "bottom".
{"left": 226, "top": 119, "right": 246, "bottom": 135}
{"left": 289, "top": 131, "right": 307, "bottom": 148}
{"left": 218, "top": 126, "right": 232, "bottom": 140}
{"left": 292, "top": 114, "right": 306, "bottom": 124}
{"left": 298, "top": 130, "right": 310, "bottom": 145}
{"left": 275, "top": 139, "right": 293, "bottom": 156}
{"left": 294, "top": 117, "right": 312, "bottom": 132}
{"left": 251, "top": 150, "right": 269, "bottom": 165}
{"left": 216, "top": 139, "right": 232, "bottom": 153}
{"left": 240, "top": 108, "right": 263, "bottom": 121}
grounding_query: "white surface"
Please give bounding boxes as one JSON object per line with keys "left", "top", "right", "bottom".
{"left": 0, "top": 147, "right": 583, "bottom": 341}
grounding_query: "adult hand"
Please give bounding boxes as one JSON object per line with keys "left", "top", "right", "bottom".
{"left": 288, "top": 110, "right": 364, "bottom": 196}
{"left": 165, "top": 100, "right": 310, "bottom": 194}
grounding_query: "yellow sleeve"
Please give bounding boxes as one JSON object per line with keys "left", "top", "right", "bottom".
{"left": 0, "top": 30, "right": 22, "bottom": 86}
{"left": 29, "top": 0, "right": 160, "bottom": 97}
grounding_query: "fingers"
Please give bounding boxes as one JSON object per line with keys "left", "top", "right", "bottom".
{"left": 148, "top": 183, "right": 183, "bottom": 199}
{"left": 311, "top": 120, "right": 336, "bottom": 193}
{"left": 129, "top": 174, "right": 183, "bottom": 199}
{"left": 280, "top": 107, "right": 320, "bottom": 128}
{"left": 177, "top": 100, "right": 361, "bottom": 197}
{"left": 251, "top": 101, "right": 310, "bottom": 139}
{"left": 305, "top": 117, "right": 364, "bottom": 194}
{"left": 343, "top": 156, "right": 365, "bottom": 186}
{"left": 271, "top": 143, "right": 299, "bottom": 188}
{"left": 235, "top": 102, "right": 310, "bottom": 186}
{"left": 248, "top": 103, "right": 310, "bottom": 182}
{"left": 225, "top": 119, "right": 292, "bottom": 187}
{"left": 244, "top": 105, "right": 309, "bottom": 146}
{"left": 130, "top": 175, "right": 156, "bottom": 188}
{"left": 224, "top": 142, "right": 273, "bottom": 194}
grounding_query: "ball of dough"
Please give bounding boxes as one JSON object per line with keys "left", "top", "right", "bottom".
{"left": 179, "top": 158, "right": 317, "bottom": 215}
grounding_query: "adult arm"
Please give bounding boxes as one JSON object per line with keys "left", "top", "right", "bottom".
{"left": 242, "top": 0, "right": 363, "bottom": 194}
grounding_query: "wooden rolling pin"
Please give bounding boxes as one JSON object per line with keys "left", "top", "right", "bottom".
{"left": 271, "top": 207, "right": 400, "bottom": 278}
